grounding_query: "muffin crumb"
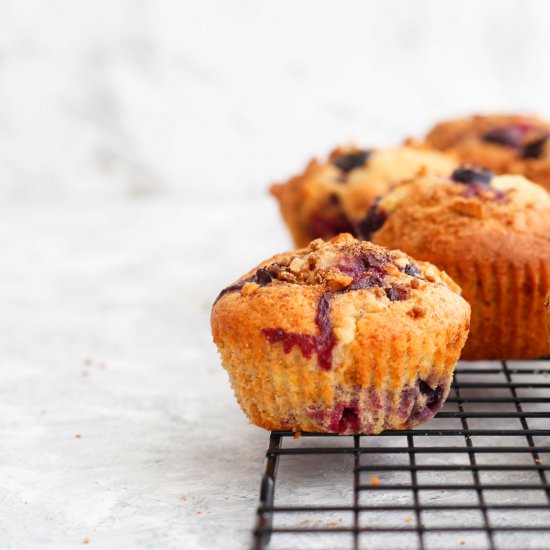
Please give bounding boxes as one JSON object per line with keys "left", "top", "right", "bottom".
{"left": 408, "top": 305, "right": 427, "bottom": 319}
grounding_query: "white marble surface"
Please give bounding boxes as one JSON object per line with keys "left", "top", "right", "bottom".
{"left": 2, "top": 1, "right": 550, "bottom": 548}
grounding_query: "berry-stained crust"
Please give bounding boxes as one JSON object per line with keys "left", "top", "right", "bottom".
{"left": 259, "top": 249, "right": 413, "bottom": 370}
{"left": 211, "top": 234, "right": 470, "bottom": 434}
{"left": 308, "top": 378, "right": 447, "bottom": 434}
{"left": 216, "top": 235, "right": 459, "bottom": 372}
{"left": 262, "top": 293, "right": 336, "bottom": 371}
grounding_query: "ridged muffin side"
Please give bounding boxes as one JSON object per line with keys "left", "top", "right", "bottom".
{"left": 270, "top": 145, "right": 456, "bottom": 248}
{"left": 211, "top": 234, "right": 470, "bottom": 434}
{"left": 545, "top": 292, "right": 550, "bottom": 353}
{"left": 365, "top": 169, "right": 550, "bottom": 360}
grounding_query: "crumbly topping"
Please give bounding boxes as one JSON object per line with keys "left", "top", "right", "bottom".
{"left": 217, "top": 233, "right": 461, "bottom": 304}
{"left": 368, "top": 172, "right": 550, "bottom": 229}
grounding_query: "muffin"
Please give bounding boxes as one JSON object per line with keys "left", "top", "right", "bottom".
{"left": 211, "top": 234, "right": 470, "bottom": 434}
{"left": 545, "top": 292, "right": 550, "bottom": 353}
{"left": 362, "top": 167, "right": 550, "bottom": 360}
{"left": 270, "top": 145, "right": 456, "bottom": 247}
{"left": 424, "top": 114, "right": 550, "bottom": 192}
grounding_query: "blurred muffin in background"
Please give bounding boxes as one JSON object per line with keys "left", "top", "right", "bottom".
{"left": 363, "top": 166, "right": 550, "bottom": 360}
{"left": 424, "top": 114, "right": 550, "bottom": 192}
{"left": 271, "top": 145, "right": 456, "bottom": 247}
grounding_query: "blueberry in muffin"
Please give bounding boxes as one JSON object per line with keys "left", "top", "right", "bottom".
{"left": 271, "top": 145, "right": 456, "bottom": 247}
{"left": 424, "top": 114, "right": 550, "bottom": 193}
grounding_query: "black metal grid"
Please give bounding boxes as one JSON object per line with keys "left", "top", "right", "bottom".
{"left": 252, "top": 360, "right": 550, "bottom": 550}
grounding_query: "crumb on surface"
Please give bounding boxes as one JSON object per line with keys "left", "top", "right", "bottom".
{"left": 83, "top": 358, "right": 92, "bottom": 366}
{"left": 459, "top": 541, "right": 465, "bottom": 546}
{"left": 370, "top": 475, "right": 381, "bottom": 486}
{"left": 535, "top": 458, "right": 542, "bottom": 464}
{"left": 404, "top": 516, "right": 413, "bottom": 524}
{"left": 196, "top": 511, "right": 203, "bottom": 516}
{"left": 75, "top": 434, "right": 81, "bottom": 439}
{"left": 300, "top": 518, "right": 342, "bottom": 527}
{"left": 82, "top": 537, "right": 90, "bottom": 545}
{"left": 293, "top": 431, "right": 302, "bottom": 440}
{"left": 180, "top": 495, "right": 187, "bottom": 501}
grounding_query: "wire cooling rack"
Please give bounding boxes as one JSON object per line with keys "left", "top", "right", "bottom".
{"left": 252, "top": 360, "right": 550, "bottom": 550}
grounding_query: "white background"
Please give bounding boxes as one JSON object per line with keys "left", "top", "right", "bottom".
{"left": 2, "top": 1, "right": 550, "bottom": 548}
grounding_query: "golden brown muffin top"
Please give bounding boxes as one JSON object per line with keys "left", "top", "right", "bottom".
{"left": 271, "top": 144, "right": 456, "bottom": 220}
{"left": 425, "top": 114, "right": 550, "bottom": 160}
{"left": 363, "top": 167, "right": 550, "bottom": 262}
{"left": 215, "top": 233, "right": 461, "bottom": 304}
{"left": 286, "top": 144, "right": 455, "bottom": 185}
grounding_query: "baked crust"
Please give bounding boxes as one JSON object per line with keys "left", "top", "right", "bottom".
{"left": 211, "top": 234, "right": 470, "bottom": 434}
{"left": 424, "top": 114, "right": 550, "bottom": 193}
{"left": 271, "top": 145, "right": 456, "bottom": 247}
{"left": 545, "top": 292, "right": 550, "bottom": 353}
{"left": 367, "top": 171, "right": 550, "bottom": 359}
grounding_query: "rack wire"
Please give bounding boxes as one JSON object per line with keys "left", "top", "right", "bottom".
{"left": 252, "top": 360, "right": 550, "bottom": 550}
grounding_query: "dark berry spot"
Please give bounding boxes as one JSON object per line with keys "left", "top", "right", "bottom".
{"left": 337, "top": 254, "right": 367, "bottom": 279}
{"left": 314, "top": 293, "right": 337, "bottom": 370}
{"left": 522, "top": 134, "right": 549, "bottom": 159}
{"left": 337, "top": 250, "right": 391, "bottom": 291}
{"left": 309, "top": 212, "right": 355, "bottom": 240}
{"left": 328, "top": 193, "right": 340, "bottom": 206}
{"left": 404, "top": 263, "right": 421, "bottom": 278}
{"left": 419, "top": 381, "right": 445, "bottom": 412}
{"left": 482, "top": 127, "right": 524, "bottom": 148}
{"left": 385, "top": 283, "right": 410, "bottom": 302}
{"left": 333, "top": 150, "right": 372, "bottom": 173}
{"left": 214, "top": 276, "right": 254, "bottom": 304}
{"left": 358, "top": 200, "right": 387, "bottom": 241}
{"left": 262, "top": 328, "right": 317, "bottom": 358}
{"left": 350, "top": 272, "right": 386, "bottom": 291}
{"left": 214, "top": 267, "right": 273, "bottom": 304}
{"left": 451, "top": 166, "right": 493, "bottom": 185}
{"left": 262, "top": 292, "right": 336, "bottom": 370}
{"left": 329, "top": 403, "right": 361, "bottom": 433}
{"left": 254, "top": 268, "right": 273, "bottom": 286}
